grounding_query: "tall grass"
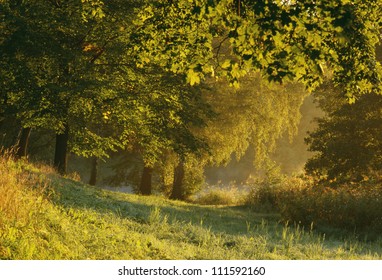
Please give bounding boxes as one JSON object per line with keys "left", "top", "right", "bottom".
{"left": 0, "top": 152, "right": 52, "bottom": 259}
{"left": 0, "top": 153, "right": 49, "bottom": 225}
{"left": 247, "top": 175, "right": 382, "bottom": 236}
{"left": 191, "top": 184, "right": 249, "bottom": 206}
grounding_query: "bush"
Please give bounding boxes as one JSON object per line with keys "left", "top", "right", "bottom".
{"left": 193, "top": 185, "right": 248, "bottom": 205}
{"left": 278, "top": 182, "right": 382, "bottom": 233}
{"left": 246, "top": 176, "right": 310, "bottom": 212}
{"left": 247, "top": 175, "right": 382, "bottom": 234}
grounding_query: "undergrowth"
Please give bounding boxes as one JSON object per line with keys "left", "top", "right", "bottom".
{"left": 248, "top": 176, "right": 382, "bottom": 237}
{"left": 1, "top": 153, "right": 382, "bottom": 259}
{"left": 191, "top": 185, "right": 248, "bottom": 206}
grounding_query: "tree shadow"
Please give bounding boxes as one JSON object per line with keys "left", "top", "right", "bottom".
{"left": 50, "top": 176, "right": 279, "bottom": 236}
{"left": 45, "top": 175, "right": 382, "bottom": 257}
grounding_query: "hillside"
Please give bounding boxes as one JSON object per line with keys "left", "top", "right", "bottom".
{"left": 1, "top": 155, "right": 382, "bottom": 260}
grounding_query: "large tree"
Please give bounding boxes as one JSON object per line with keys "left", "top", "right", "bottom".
{"left": 305, "top": 84, "right": 382, "bottom": 183}
{"left": 305, "top": 39, "right": 382, "bottom": 183}
{"left": 161, "top": 74, "right": 308, "bottom": 200}
{"left": 0, "top": 0, "right": 142, "bottom": 173}
{"left": 108, "top": 68, "right": 210, "bottom": 195}
{"left": 1, "top": 0, "right": 109, "bottom": 168}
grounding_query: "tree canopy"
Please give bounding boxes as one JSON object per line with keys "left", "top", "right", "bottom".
{"left": 130, "top": 0, "right": 382, "bottom": 101}
{"left": 1, "top": 0, "right": 212, "bottom": 178}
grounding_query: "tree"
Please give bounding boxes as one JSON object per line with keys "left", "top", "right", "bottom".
{"left": 86, "top": 65, "right": 210, "bottom": 194}
{"left": 2, "top": 0, "right": 214, "bottom": 185}
{"left": 170, "top": 160, "right": 186, "bottom": 200}
{"left": 305, "top": 85, "right": 382, "bottom": 183}
{"left": 163, "top": 73, "right": 308, "bottom": 200}
{"left": 130, "top": 0, "right": 382, "bottom": 100}
{"left": 305, "top": 38, "right": 382, "bottom": 183}
{"left": 15, "top": 127, "right": 32, "bottom": 158}
{"left": 127, "top": 69, "right": 210, "bottom": 195}
{"left": 0, "top": 0, "right": 143, "bottom": 173}
{"left": 0, "top": 0, "right": 110, "bottom": 171}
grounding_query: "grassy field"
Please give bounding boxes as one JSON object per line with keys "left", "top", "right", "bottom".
{"left": 1, "top": 156, "right": 382, "bottom": 260}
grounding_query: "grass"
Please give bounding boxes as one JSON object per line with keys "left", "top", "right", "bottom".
{"left": 1, "top": 155, "right": 382, "bottom": 259}
{"left": 191, "top": 184, "right": 249, "bottom": 206}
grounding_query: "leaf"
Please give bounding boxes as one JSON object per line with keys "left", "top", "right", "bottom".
{"left": 221, "top": 60, "right": 231, "bottom": 69}
{"left": 186, "top": 68, "right": 201, "bottom": 85}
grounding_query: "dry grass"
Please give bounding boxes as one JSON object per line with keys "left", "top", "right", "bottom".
{"left": 192, "top": 185, "right": 249, "bottom": 205}
{"left": 0, "top": 151, "right": 50, "bottom": 228}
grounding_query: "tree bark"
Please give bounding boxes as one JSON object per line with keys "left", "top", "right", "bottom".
{"left": 54, "top": 124, "right": 69, "bottom": 175}
{"left": 15, "top": 127, "right": 32, "bottom": 158}
{"left": 0, "top": 118, "right": 4, "bottom": 131}
{"left": 139, "top": 165, "right": 153, "bottom": 195}
{"left": 170, "top": 160, "right": 185, "bottom": 200}
{"left": 89, "top": 156, "right": 99, "bottom": 186}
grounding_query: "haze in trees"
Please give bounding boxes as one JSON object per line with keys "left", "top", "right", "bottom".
{"left": 1, "top": 0, "right": 381, "bottom": 198}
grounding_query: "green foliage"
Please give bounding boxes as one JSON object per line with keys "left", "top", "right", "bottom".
{"left": 181, "top": 156, "right": 206, "bottom": 198}
{"left": 1, "top": 0, "right": 210, "bottom": 168}
{"left": 199, "top": 74, "right": 308, "bottom": 170}
{"left": 305, "top": 86, "right": 382, "bottom": 183}
{"left": 150, "top": 73, "right": 307, "bottom": 199}
{"left": 130, "top": 0, "right": 382, "bottom": 98}
{"left": 3, "top": 0, "right": 381, "bottom": 192}
{"left": 0, "top": 0, "right": 122, "bottom": 158}
{"left": 149, "top": 153, "right": 206, "bottom": 198}
{"left": 126, "top": 69, "right": 211, "bottom": 167}
{"left": 246, "top": 182, "right": 281, "bottom": 212}
{"left": 279, "top": 181, "right": 382, "bottom": 235}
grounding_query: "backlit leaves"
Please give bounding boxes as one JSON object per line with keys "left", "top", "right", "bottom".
{"left": 130, "top": 0, "right": 382, "bottom": 98}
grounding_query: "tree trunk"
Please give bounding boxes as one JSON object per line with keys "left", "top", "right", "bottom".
{"left": 170, "top": 160, "right": 185, "bottom": 200}
{"left": 54, "top": 125, "right": 69, "bottom": 175}
{"left": 15, "top": 127, "right": 32, "bottom": 158}
{"left": 139, "top": 165, "right": 153, "bottom": 195}
{"left": 0, "top": 118, "right": 4, "bottom": 131}
{"left": 89, "top": 156, "right": 99, "bottom": 186}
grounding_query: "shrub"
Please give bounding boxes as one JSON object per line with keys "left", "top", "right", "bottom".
{"left": 246, "top": 176, "right": 310, "bottom": 212}
{"left": 248, "top": 174, "right": 382, "bottom": 234}
{"left": 193, "top": 185, "right": 248, "bottom": 205}
{"left": 278, "top": 182, "right": 382, "bottom": 233}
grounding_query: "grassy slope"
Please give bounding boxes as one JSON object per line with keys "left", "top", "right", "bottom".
{"left": 1, "top": 157, "right": 382, "bottom": 260}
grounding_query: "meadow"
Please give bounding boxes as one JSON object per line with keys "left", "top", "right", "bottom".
{"left": 1, "top": 154, "right": 382, "bottom": 260}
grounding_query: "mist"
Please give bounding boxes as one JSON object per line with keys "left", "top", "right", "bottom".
{"left": 204, "top": 95, "right": 323, "bottom": 184}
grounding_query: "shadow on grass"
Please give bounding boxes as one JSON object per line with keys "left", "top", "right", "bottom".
{"left": 43, "top": 175, "right": 382, "bottom": 258}
{"left": 50, "top": 176, "right": 280, "bottom": 236}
